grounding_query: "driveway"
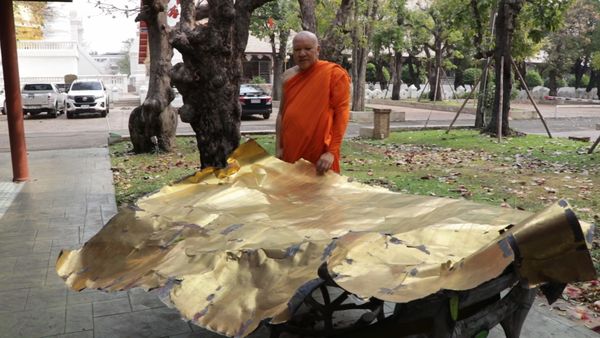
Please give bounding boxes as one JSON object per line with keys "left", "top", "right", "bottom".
{"left": 1, "top": 102, "right": 599, "bottom": 152}
{"left": 0, "top": 105, "right": 279, "bottom": 152}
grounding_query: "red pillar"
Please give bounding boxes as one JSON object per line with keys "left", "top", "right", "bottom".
{"left": 0, "top": 0, "right": 29, "bottom": 182}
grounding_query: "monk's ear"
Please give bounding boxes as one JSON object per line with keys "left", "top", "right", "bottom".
{"left": 316, "top": 44, "right": 321, "bottom": 56}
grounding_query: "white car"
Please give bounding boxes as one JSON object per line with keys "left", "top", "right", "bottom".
{"left": 65, "top": 79, "right": 110, "bottom": 118}
{"left": 20, "top": 83, "right": 65, "bottom": 118}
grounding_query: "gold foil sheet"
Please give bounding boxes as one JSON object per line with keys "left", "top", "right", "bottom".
{"left": 55, "top": 140, "right": 596, "bottom": 337}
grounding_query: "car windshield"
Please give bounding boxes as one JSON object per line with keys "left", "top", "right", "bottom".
{"left": 71, "top": 82, "right": 103, "bottom": 91}
{"left": 240, "top": 85, "right": 265, "bottom": 95}
{"left": 24, "top": 84, "right": 53, "bottom": 91}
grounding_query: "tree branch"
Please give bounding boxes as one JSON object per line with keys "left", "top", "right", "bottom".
{"left": 180, "top": 0, "right": 196, "bottom": 29}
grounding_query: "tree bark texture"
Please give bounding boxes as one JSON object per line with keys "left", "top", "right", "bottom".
{"left": 170, "top": 0, "right": 273, "bottom": 169}
{"left": 587, "top": 70, "right": 600, "bottom": 99}
{"left": 271, "top": 28, "right": 289, "bottom": 101}
{"left": 351, "top": 0, "right": 378, "bottom": 111}
{"left": 485, "top": 0, "right": 524, "bottom": 136}
{"left": 428, "top": 36, "right": 443, "bottom": 101}
{"left": 129, "top": 0, "right": 177, "bottom": 153}
{"left": 548, "top": 69, "right": 558, "bottom": 96}
{"left": 297, "top": 0, "right": 317, "bottom": 33}
{"left": 391, "top": 52, "right": 403, "bottom": 100}
{"left": 407, "top": 55, "right": 421, "bottom": 90}
{"left": 374, "top": 60, "right": 388, "bottom": 89}
{"left": 475, "top": 58, "right": 492, "bottom": 128}
{"left": 573, "top": 57, "right": 586, "bottom": 89}
{"left": 319, "top": 0, "right": 353, "bottom": 64}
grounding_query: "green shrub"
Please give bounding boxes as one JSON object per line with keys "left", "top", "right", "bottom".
{"left": 582, "top": 74, "right": 590, "bottom": 87}
{"left": 463, "top": 68, "right": 482, "bottom": 85}
{"left": 382, "top": 67, "right": 391, "bottom": 83}
{"left": 568, "top": 74, "right": 591, "bottom": 88}
{"left": 543, "top": 77, "right": 567, "bottom": 88}
{"left": 401, "top": 67, "right": 426, "bottom": 86}
{"left": 366, "top": 63, "right": 377, "bottom": 83}
{"left": 524, "top": 70, "right": 543, "bottom": 88}
{"left": 250, "top": 76, "right": 266, "bottom": 84}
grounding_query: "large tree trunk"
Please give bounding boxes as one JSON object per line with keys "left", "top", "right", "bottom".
{"left": 573, "top": 57, "right": 585, "bottom": 89}
{"left": 129, "top": 0, "right": 177, "bottom": 153}
{"left": 587, "top": 70, "right": 600, "bottom": 99}
{"left": 170, "top": 0, "right": 272, "bottom": 169}
{"left": 351, "top": 0, "right": 378, "bottom": 111}
{"left": 484, "top": 0, "right": 524, "bottom": 136}
{"left": 547, "top": 69, "right": 558, "bottom": 96}
{"left": 374, "top": 59, "right": 388, "bottom": 90}
{"left": 391, "top": 52, "right": 402, "bottom": 100}
{"left": 428, "top": 39, "right": 443, "bottom": 101}
{"left": 453, "top": 59, "right": 464, "bottom": 90}
{"left": 271, "top": 29, "right": 289, "bottom": 101}
{"left": 298, "top": 0, "right": 316, "bottom": 33}
{"left": 320, "top": 0, "right": 352, "bottom": 64}
{"left": 475, "top": 59, "right": 491, "bottom": 128}
{"left": 407, "top": 55, "right": 421, "bottom": 90}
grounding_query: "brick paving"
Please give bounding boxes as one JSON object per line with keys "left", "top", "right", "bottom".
{"left": 0, "top": 98, "right": 598, "bottom": 337}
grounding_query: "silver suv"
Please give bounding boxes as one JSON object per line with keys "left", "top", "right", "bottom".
{"left": 65, "top": 79, "right": 110, "bottom": 118}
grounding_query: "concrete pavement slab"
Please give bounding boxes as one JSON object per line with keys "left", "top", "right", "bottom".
{"left": 1, "top": 109, "right": 599, "bottom": 337}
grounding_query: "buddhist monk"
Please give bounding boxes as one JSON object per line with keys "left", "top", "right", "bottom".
{"left": 275, "top": 31, "right": 351, "bottom": 175}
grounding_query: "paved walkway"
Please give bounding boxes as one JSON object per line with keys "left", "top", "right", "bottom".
{"left": 0, "top": 101, "right": 598, "bottom": 337}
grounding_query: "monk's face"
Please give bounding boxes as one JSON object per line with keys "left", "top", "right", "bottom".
{"left": 293, "top": 35, "right": 320, "bottom": 71}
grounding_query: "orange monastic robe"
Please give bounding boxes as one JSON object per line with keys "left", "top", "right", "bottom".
{"left": 281, "top": 60, "right": 351, "bottom": 173}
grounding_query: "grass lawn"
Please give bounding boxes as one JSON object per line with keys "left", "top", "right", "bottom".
{"left": 109, "top": 130, "right": 599, "bottom": 273}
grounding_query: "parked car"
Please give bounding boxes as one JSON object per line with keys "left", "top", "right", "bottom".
{"left": 21, "top": 83, "right": 65, "bottom": 118}
{"left": 239, "top": 84, "right": 272, "bottom": 119}
{"left": 65, "top": 79, "right": 110, "bottom": 118}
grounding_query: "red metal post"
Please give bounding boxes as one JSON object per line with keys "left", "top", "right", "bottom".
{"left": 0, "top": 0, "right": 29, "bottom": 182}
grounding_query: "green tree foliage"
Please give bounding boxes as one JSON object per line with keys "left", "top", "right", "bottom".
{"left": 463, "top": 68, "right": 483, "bottom": 85}
{"left": 592, "top": 51, "right": 600, "bottom": 71}
{"left": 542, "top": 0, "right": 600, "bottom": 93}
{"left": 567, "top": 74, "right": 590, "bottom": 87}
{"left": 371, "top": 0, "right": 407, "bottom": 97}
{"left": 117, "top": 39, "right": 133, "bottom": 75}
{"left": 524, "top": 69, "right": 543, "bottom": 87}
{"left": 366, "top": 63, "right": 390, "bottom": 83}
{"left": 405, "top": 0, "right": 468, "bottom": 100}
{"left": 249, "top": 0, "right": 299, "bottom": 99}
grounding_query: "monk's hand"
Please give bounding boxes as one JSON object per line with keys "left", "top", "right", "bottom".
{"left": 316, "top": 152, "right": 334, "bottom": 175}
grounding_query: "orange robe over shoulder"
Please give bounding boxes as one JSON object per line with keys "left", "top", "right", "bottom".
{"left": 281, "top": 60, "right": 351, "bottom": 173}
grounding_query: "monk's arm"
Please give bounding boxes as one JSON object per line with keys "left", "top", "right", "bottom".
{"left": 327, "top": 67, "right": 351, "bottom": 156}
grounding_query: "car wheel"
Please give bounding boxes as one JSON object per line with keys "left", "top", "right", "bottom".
{"left": 100, "top": 110, "right": 107, "bottom": 117}
{"left": 49, "top": 105, "right": 58, "bottom": 118}
{"left": 67, "top": 112, "right": 74, "bottom": 119}
{"left": 263, "top": 113, "right": 271, "bottom": 120}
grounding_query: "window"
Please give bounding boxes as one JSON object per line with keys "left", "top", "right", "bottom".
{"left": 71, "top": 82, "right": 103, "bottom": 91}
{"left": 23, "top": 84, "right": 53, "bottom": 91}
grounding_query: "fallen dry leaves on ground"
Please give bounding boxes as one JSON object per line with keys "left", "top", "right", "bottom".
{"left": 344, "top": 140, "right": 600, "bottom": 319}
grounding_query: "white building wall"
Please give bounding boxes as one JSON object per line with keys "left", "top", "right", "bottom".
{"left": 15, "top": 55, "right": 78, "bottom": 78}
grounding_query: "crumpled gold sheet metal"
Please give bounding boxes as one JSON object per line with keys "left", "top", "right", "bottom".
{"left": 55, "top": 140, "right": 596, "bottom": 337}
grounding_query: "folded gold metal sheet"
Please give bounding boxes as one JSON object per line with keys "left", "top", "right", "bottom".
{"left": 55, "top": 140, "right": 596, "bottom": 337}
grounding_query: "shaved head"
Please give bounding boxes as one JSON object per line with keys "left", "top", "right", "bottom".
{"left": 293, "top": 31, "right": 319, "bottom": 46}
{"left": 292, "top": 31, "right": 320, "bottom": 71}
